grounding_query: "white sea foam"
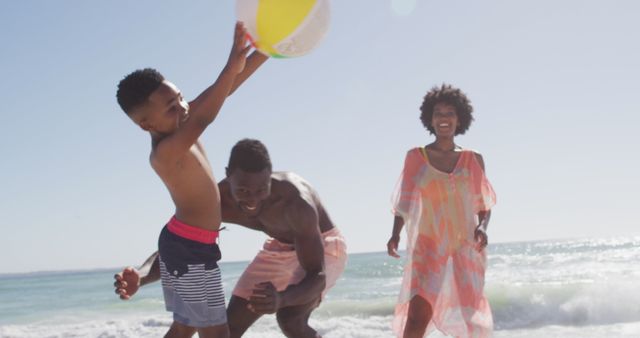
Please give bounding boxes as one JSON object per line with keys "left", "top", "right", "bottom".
{"left": 3, "top": 316, "right": 639, "bottom": 338}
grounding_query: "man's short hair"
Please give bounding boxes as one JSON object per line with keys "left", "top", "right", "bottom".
{"left": 228, "top": 139, "right": 273, "bottom": 173}
{"left": 116, "top": 68, "right": 165, "bottom": 114}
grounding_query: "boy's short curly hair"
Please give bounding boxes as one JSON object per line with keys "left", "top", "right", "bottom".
{"left": 228, "top": 139, "right": 273, "bottom": 174}
{"left": 116, "top": 68, "right": 165, "bottom": 115}
{"left": 419, "top": 84, "right": 474, "bottom": 135}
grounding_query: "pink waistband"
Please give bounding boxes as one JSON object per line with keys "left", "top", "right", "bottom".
{"left": 167, "top": 216, "right": 219, "bottom": 244}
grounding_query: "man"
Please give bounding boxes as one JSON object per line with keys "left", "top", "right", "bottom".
{"left": 114, "top": 139, "right": 347, "bottom": 338}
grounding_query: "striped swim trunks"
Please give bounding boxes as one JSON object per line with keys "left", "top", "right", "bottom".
{"left": 158, "top": 216, "right": 226, "bottom": 328}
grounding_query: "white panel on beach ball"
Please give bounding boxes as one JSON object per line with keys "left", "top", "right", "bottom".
{"left": 236, "top": 0, "right": 331, "bottom": 58}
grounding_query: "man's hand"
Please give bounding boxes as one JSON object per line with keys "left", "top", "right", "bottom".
{"left": 387, "top": 235, "right": 401, "bottom": 258}
{"left": 248, "top": 281, "right": 282, "bottom": 314}
{"left": 226, "top": 22, "right": 252, "bottom": 75}
{"left": 113, "top": 267, "right": 141, "bottom": 300}
{"left": 474, "top": 226, "right": 488, "bottom": 251}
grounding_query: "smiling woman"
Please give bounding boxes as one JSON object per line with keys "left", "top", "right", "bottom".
{"left": 387, "top": 84, "right": 497, "bottom": 338}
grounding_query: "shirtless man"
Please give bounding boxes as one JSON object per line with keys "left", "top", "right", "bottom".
{"left": 114, "top": 139, "right": 347, "bottom": 338}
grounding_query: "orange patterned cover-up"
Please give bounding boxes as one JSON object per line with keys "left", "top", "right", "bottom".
{"left": 392, "top": 147, "right": 496, "bottom": 338}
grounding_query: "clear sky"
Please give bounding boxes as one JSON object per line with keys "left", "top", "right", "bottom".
{"left": 1, "top": 0, "right": 639, "bottom": 274}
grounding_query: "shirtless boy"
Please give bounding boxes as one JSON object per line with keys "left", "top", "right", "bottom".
{"left": 115, "top": 23, "right": 267, "bottom": 338}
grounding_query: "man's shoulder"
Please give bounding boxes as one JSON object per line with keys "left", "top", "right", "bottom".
{"left": 272, "top": 172, "right": 302, "bottom": 195}
{"left": 272, "top": 171, "right": 304, "bottom": 183}
{"left": 273, "top": 172, "right": 316, "bottom": 201}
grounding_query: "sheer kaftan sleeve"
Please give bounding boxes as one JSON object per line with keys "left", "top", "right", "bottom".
{"left": 469, "top": 152, "right": 496, "bottom": 213}
{"left": 392, "top": 148, "right": 423, "bottom": 219}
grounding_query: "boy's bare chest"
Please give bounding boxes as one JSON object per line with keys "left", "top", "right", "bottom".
{"left": 177, "top": 145, "right": 212, "bottom": 172}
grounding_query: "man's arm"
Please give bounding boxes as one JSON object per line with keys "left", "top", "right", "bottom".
{"left": 249, "top": 199, "right": 325, "bottom": 313}
{"left": 154, "top": 22, "right": 250, "bottom": 163}
{"left": 113, "top": 251, "right": 161, "bottom": 300}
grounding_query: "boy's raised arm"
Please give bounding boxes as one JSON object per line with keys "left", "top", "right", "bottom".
{"left": 189, "top": 49, "right": 267, "bottom": 112}
{"left": 228, "top": 50, "right": 268, "bottom": 96}
{"left": 155, "top": 22, "right": 251, "bottom": 162}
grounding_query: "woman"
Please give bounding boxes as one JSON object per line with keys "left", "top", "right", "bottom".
{"left": 387, "top": 84, "right": 496, "bottom": 338}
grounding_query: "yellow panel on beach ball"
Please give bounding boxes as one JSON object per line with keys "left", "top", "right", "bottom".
{"left": 236, "top": 0, "right": 331, "bottom": 58}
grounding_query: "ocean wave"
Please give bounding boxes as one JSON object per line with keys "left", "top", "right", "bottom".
{"left": 315, "top": 298, "right": 396, "bottom": 317}
{"left": 318, "top": 279, "right": 640, "bottom": 331}
{"left": 488, "top": 280, "right": 640, "bottom": 329}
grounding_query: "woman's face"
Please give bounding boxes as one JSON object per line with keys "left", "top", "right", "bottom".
{"left": 431, "top": 102, "right": 458, "bottom": 137}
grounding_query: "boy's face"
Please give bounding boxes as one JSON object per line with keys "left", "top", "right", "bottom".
{"left": 227, "top": 168, "right": 272, "bottom": 217}
{"left": 130, "top": 81, "right": 189, "bottom": 135}
{"left": 432, "top": 102, "right": 458, "bottom": 137}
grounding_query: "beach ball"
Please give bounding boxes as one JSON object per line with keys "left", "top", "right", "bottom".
{"left": 236, "top": 0, "right": 331, "bottom": 58}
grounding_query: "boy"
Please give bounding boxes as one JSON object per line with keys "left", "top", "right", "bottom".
{"left": 115, "top": 23, "right": 267, "bottom": 338}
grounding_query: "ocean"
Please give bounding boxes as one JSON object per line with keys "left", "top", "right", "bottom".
{"left": 1, "top": 236, "right": 640, "bottom": 338}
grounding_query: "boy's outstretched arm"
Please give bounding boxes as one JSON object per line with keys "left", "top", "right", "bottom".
{"left": 228, "top": 51, "right": 268, "bottom": 96}
{"left": 113, "top": 251, "right": 161, "bottom": 300}
{"left": 189, "top": 50, "right": 267, "bottom": 108}
{"left": 154, "top": 22, "right": 251, "bottom": 162}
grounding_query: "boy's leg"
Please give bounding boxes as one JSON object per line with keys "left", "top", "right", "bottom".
{"left": 158, "top": 225, "right": 228, "bottom": 336}
{"left": 227, "top": 295, "right": 263, "bottom": 338}
{"left": 275, "top": 297, "right": 321, "bottom": 338}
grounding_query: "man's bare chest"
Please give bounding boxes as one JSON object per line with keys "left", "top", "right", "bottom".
{"left": 227, "top": 209, "right": 293, "bottom": 242}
